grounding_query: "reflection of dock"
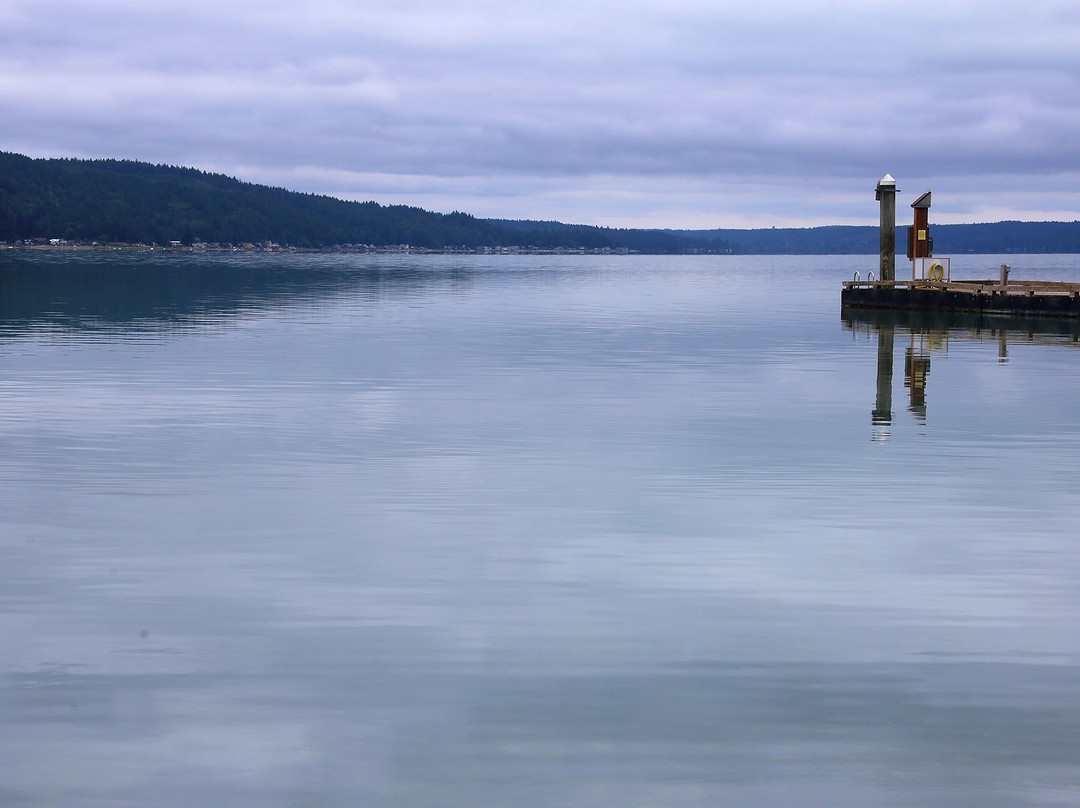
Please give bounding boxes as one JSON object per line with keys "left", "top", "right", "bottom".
{"left": 862, "top": 324, "right": 934, "bottom": 434}
{"left": 844, "top": 308, "right": 1080, "bottom": 439}
{"left": 842, "top": 306, "right": 1080, "bottom": 345}
{"left": 842, "top": 278, "right": 1080, "bottom": 318}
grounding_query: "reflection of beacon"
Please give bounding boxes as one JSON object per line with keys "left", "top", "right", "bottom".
{"left": 875, "top": 174, "right": 898, "bottom": 282}
{"left": 872, "top": 325, "right": 894, "bottom": 440}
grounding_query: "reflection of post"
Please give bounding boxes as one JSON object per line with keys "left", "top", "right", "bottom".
{"left": 872, "top": 325, "right": 894, "bottom": 428}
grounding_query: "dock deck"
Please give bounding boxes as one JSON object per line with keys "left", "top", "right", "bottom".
{"left": 842, "top": 278, "right": 1080, "bottom": 318}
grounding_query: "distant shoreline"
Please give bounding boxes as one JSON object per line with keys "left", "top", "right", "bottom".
{"left": 6, "top": 153, "right": 1079, "bottom": 255}
{"left": 0, "top": 243, "right": 641, "bottom": 256}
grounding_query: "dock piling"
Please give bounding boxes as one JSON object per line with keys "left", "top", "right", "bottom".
{"left": 876, "top": 174, "right": 897, "bottom": 282}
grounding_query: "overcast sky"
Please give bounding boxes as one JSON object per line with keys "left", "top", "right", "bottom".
{"left": 3, "top": 0, "right": 1079, "bottom": 228}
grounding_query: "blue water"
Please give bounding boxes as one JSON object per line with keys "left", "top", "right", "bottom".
{"left": 2, "top": 251, "right": 1080, "bottom": 806}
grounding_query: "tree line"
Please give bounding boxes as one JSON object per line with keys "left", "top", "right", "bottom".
{"left": 4, "top": 152, "right": 1077, "bottom": 254}
{"left": 0, "top": 153, "right": 728, "bottom": 253}
{"left": 674, "top": 221, "right": 1080, "bottom": 254}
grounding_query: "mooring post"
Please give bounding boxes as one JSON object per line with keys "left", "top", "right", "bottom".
{"left": 1000, "top": 264, "right": 1009, "bottom": 287}
{"left": 876, "top": 174, "right": 897, "bottom": 282}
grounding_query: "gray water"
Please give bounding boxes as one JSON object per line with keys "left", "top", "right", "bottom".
{"left": 2, "top": 252, "right": 1079, "bottom": 807}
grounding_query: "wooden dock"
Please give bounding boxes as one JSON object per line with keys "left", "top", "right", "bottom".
{"left": 842, "top": 278, "right": 1080, "bottom": 318}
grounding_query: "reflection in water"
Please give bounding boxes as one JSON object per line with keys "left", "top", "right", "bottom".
{"left": 864, "top": 322, "right": 938, "bottom": 438}
{"left": 7, "top": 254, "right": 1080, "bottom": 807}
{"left": 844, "top": 307, "right": 1080, "bottom": 437}
{"left": 904, "top": 333, "right": 931, "bottom": 422}
{"left": 872, "top": 325, "right": 893, "bottom": 429}
{"left": 0, "top": 251, "right": 478, "bottom": 336}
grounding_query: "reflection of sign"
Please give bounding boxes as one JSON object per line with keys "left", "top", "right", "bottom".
{"left": 905, "top": 347, "right": 930, "bottom": 420}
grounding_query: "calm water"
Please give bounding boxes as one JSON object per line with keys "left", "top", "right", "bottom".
{"left": 2, "top": 251, "right": 1079, "bottom": 807}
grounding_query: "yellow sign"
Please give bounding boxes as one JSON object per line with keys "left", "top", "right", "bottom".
{"left": 918, "top": 230, "right": 927, "bottom": 240}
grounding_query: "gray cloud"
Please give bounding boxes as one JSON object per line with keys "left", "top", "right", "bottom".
{"left": 3, "top": 0, "right": 1079, "bottom": 226}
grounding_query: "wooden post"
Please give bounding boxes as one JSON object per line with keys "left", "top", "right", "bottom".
{"left": 1000, "top": 264, "right": 1009, "bottom": 286}
{"left": 876, "top": 174, "right": 897, "bottom": 282}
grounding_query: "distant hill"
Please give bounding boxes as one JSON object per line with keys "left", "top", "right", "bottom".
{"left": 669, "top": 221, "right": 1080, "bottom": 254}
{"left": 0, "top": 152, "right": 710, "bottom": 252}
{"left": 0, "top": 152, "right": 509, "bottom": 249}
{"left": 669, "top": 225, "right": 879, "bottom": 254}
{"left": 2, "top": 152, "right": 1078, "bottom": 253}
{"left": 485, "top": 218, "right": 734, "bottom": 254}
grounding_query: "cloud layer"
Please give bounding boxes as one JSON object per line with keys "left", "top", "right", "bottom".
{"left": 3, "top": 0, "right": 1079, "bottom": 226}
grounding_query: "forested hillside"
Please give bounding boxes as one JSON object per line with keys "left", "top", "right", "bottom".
{"left": 0, "top": 152, "right": 511, "bottom": 248}
{"left": 0, "top": 153, "right": 712, "bottom": 252}
{"left": 3, "top": 152, "right": 1078, "bottom": 253}
{"left": 672, "top": 221, "right": 1080, "bottom": 254}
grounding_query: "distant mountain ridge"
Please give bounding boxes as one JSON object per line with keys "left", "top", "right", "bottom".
{"left": 0, "top": 152, "right": 509, "bottom": 249}
{"left": 668, "top": 221, "right": 1080, "bottom": 255}
{"left": 2, "top": 152, "right": 1079, "bottom": 253}
{"left": 0, "top": 152, "right": 712, "bottom": 253}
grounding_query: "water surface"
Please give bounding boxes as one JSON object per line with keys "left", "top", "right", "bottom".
{"left": 2, "top": 252, "right": 1079, "bottom": 806}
